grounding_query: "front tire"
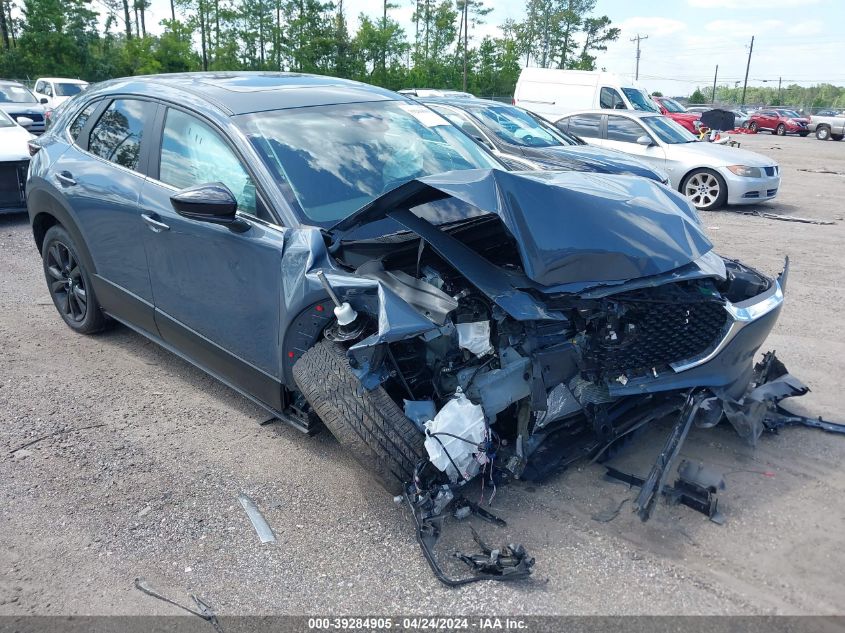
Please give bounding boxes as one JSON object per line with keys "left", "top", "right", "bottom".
{"left": 775, "top": 124, "right": 786, "bottom": 135}
{"left": 817, "top": 126, "right": 831, "bottom": 140}
{"left": 41, "top": 225, "right": 107, "bottom": 334}
{"left": 748, "top": 121, "right": 758, "bottom": 133}
{"left": 832, "top": 134, "right": 844, "bottom": 141}
{"left": 681, "top": 168, "right": 728, "bottom": 211}
{"left": 293, "top": 340, "right": 425, "bottom": 495}
{"left": 799, "top": 131, "right": 809, "bottom": 137}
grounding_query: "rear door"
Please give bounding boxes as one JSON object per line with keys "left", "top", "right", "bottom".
{"left": 139, "top": 105, "right": 287, "bottom": 410}
{"left": 602, "top": 115, "right": 667, "bottom": 168}
{"left": 556, "top": 113, "right": 604, "bottom": 146}
{"left": 57, "top": 97, "right": 158, "bottom": 333}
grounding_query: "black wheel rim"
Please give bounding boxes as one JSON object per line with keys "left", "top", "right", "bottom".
{"left": 46, "top": 241, "right": 87, "bottom": 322}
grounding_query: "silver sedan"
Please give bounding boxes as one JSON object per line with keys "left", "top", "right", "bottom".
{"left": 552, "top": 110, "right": 780, "bottom": 210}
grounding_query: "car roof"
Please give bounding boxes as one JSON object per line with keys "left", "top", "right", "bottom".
{"left": 39, "top": 77, "right": 88, "bottom": 83}
{"left": 419, "top": 96, "right": 505, "bottom": 109}
{"left": 557, "top": 109, "right": 662, "bottom": 121}
{"left": 0, "top": 80, "right": 27, "bottom": 87}
{"left": 85, "top": 72, "right": 400, "bottom": 116}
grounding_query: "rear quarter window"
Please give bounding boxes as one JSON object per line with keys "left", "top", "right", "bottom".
{"left": 68, "top": 101, "right": 100, "bottom": 144}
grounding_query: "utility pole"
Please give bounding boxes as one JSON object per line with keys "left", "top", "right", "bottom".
{"left": 740, "top": 35, "right": 754, "bottom": 108}
{"left": 630, "top": 33, "right": 648, "bottom": 80}
{"left": 777, "top": 76, "right": 782, "bottom": 104}
{"left": 711, "top": 64, "right": 718, "bottom": 105}
{"left": 462, "top": 0, "right": 468, "bottom": 92}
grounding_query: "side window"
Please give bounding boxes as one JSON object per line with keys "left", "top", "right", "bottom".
{"left": 68, "top": 101, "right": 99, "bottom": 144}
{"left": 600, "top": 87, "right": 625, "bottom": 110}
{"left": 606, "top": 116, "right": 646, "bottom": 143}
{"left": 88, "top": 99, "right": 151, "bottom": 172}
{"left": 565, "top": 114, "right": 602, "bottom": 139}
{"left": 159, "top": 108, "right": 267, "bottom": 221}
{"left": 34, "top": 80, "right": 43, "bottom": 94}
{"left": 44, "top": 83, "right": 53, "bottom": 97}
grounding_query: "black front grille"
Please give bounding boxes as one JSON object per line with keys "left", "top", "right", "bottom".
{"left": 0, "top": 160, "right": 28, "bottom": 208}
{"left": 581, "top": 290, "right": 729, "bottom": 380}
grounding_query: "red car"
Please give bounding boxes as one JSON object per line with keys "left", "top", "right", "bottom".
{"left": 748, "top": 109, "right": 810, "bottom": 136}
{"left": 651, "top": 96, "right": 701, "bottom": 133}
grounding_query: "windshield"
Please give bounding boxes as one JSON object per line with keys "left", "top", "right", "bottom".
{"left": 0, "top": 85, "right": 37, "bottom": 104}
{"left": 0, "top": 110, "right": 15, "bottom": 128}
{"left": 658, "top": 97, "right": 687, "bottom": 113}
{"left": 622, "top": 88, "right": 661, "bottom": 113}
{"left": 778, "top": 110, "right": 801, "bottom": 118}
{"left": 238, "top": 100, "right": 500, "bottom": 225}
{"left": 463, "top": 103, "right": 579, "bottom": 148}
{"left": 55, "top": 83, "right": 86, "bottom": 97}
{"left": 642, "top": 116, "right": 699, "bottom": 144}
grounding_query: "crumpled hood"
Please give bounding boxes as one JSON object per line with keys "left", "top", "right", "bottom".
{"left": 526, "top": 145, "right": 664, "bottom": 181}
{"left": 333, "top": 168, "right": 712, "bottom": 288}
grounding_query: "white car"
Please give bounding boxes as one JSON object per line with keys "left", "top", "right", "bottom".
{"left": 0, "top": 109, "right": 35, "bottom": 213}
{"left": 32, "top": 77, "right": 88, "bottom": 108}
{"left": 554, "top": 110, "right": 780, "bottom": 210}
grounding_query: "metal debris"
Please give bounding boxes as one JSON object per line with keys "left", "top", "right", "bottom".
{"left": 591, "top": 497, "right": 630, "bottom": 523}
{"left": 749, "top": 211, "right": 835, "bottom": 225}
{"left": 237, "top": 494, "right": 277, "bottom": 543}
{"left": 134, "top": 578, "right": 223, "bottom": 633}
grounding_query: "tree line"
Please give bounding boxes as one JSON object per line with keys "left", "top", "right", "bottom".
{"left": 0, "top": 0, "right": 619, "bottom": 97}
{"left": 687, "top": 83, "right": 845, "bottom": 111}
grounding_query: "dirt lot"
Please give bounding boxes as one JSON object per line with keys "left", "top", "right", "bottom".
{"left": 1, "top": 133, "right": 844, "bottom": 617}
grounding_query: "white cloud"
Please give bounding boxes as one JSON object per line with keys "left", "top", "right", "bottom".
{"left": 786, "top": 19, "right": 824, "bottom": 36}
{"left": 689, "top": 0, "right": 819, "bottom": 8}
{"left": 619, "top": 16, "right": 687, "bottom": 38}
{"left": 703, "top": 19, "right": 782, "bottom": 37}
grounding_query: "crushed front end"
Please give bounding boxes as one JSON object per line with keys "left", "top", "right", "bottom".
{"left": 290, "top": 169, "right": 834, "bottom": 585}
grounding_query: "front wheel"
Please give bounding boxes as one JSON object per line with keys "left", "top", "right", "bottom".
{"left": 832, "top": 134, "right": 844, "bottom": 141}
{"left": 775, "top": 124, "right": 786, "bottom": 136}
{"left": 799, "top": 131, "right": 809, "bottom": 137}
{"left": 682, "top": 169, "right": 728, "bottom": 211}
{"left": 41, "top": 225, "right": 108, "bottom": 334}
{"left": 748, "top": 121, "right": 759, "bottom": 133}
{"left": 293, "top": 340, "right": 426, "bottom": 495}
{"left": 816, "top": 126, "right": 831, "bottom": 140}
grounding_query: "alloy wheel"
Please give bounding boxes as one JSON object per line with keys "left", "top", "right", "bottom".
{"left": 684, "top": 172, "right": 721, "bottom": 210}
{"left": 46, "top": 241, "right": 88, "bottom": 322}
{"left": 776, "top": 124, "right": 786, "bottom": 136}
{"left": 749, "top": 121, "right": 758, "bottom": 132}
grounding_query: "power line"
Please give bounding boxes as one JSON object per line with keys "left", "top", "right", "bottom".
{"left": 740, "top": 35, "right": 754, "bottom": 107}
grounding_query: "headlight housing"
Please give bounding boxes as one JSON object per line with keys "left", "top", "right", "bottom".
{"left": 727, "top": 165, "right": 762, "bottom": 178}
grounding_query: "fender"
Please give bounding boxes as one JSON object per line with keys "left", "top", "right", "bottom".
{"left": 28, "top": 179, "right": 97, "bottom": 275}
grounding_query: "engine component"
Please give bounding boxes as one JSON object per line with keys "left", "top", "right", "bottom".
{"left": 456, "top": 321, "right": 494, "bottom": 357}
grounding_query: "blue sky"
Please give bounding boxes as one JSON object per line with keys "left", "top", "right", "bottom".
{"left": 143, "top": 0, "right": 845, "bottom": 96}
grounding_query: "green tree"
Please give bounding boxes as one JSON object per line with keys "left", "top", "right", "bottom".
{"left": 688, "top": 88, "right": 707, "bottom": 104}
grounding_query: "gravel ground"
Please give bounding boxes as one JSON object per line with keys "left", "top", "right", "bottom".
{"left": 1, "top": 133, "right": 844, "bottom": 616}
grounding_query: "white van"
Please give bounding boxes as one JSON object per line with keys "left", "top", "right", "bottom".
{"left": 513, "top": 68, "right": 660, "bottom": 120}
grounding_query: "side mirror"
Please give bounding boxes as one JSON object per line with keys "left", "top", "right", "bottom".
{"left": 16, "top": 116, "right": 34, "bottom": 128}
{"left": 170, "top": 182, "right": 239, "bottom": 224}
{"left": 636, "top": 135, "right": 653, "bottom": 146}
{"left": 39, "top": 97, "right": 48, "bottom": 104}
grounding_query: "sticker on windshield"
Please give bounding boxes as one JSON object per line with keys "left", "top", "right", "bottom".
{"left": 397, "top": 103, "right": 450, "bottom": 128}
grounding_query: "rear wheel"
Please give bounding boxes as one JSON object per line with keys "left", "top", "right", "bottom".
{"left": 41, "top": 225, "right": 107, "bottom": 334}
{"left": 816, "top": 126, "right": 831, "bottom": 140}
{"left": 681, "top": 168, "right": 728, "bottom": 211}
{"left": 775, "top": 123, "right": 786, "bottom": 135}
{"left": 293, "top": 340, "right": 425, "bottom": 495}
{"left": 832, "top": 134, "right": 844, "bottom": 141}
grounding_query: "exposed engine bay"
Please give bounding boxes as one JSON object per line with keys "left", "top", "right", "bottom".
{"left": 286, "top": 169, "right": 844, "bottom": 586}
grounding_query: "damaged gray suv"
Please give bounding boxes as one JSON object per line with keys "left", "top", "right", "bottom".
{"left": 30, "top": 74, "right": 821, "bottom": 582}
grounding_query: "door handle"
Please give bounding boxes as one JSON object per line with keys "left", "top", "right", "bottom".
{"left": 141, "top": 213, "right": 170, "bottom": 233}
{"left": 56, "top": 171, "right": 76, "bottom": 186}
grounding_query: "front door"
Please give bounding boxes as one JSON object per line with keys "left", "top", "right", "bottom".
{"left": 139, "top": 106, "right": 287, "bottom": 410}
{"left": 601, "top": 114, "right": 667, "bottom": 170}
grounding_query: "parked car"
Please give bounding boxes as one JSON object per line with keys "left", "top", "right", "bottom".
{"left": 421, "top": 97, "right": 669, "bottom": 183}
{"left": 808, "top": 113, "right": 845, "bottom": 140}
{"left": 554, "top": 110, "right": 780, "bottom": 210}
{"left": 398, "top": 88, "right": 474, "bottom": 98}
{"left": 514, "top": 68, "right": 660, "bottom": 121}
{"left": 685, "top": 105, "right": 711, "bottom": 114}
{"left": 747, "top": 109, "right": 810, "bottom": 136}
{"left": 28, "top": 73, "right": 788, "bottom": 508}
{"left": 0, "top": 80, "right": 47, "bottom": 134}
{"left": 651, "top": 96, "right": 701, "bottom": 133}
{"left": 0, "top": 108, "right": 35, "bottom": 214}
{"left": 33, "top": 77, "right": 88, "bottom": 107}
